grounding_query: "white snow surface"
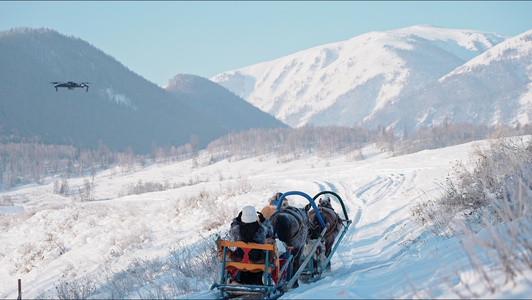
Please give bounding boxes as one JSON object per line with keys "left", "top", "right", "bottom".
{"left": 1, "top": 140, "right": 531, "bottom": 299}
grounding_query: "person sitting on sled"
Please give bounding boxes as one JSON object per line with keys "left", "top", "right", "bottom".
{"left": 224, "top": 206, "right": 287, "bottom": 285}
{"left": 228, "top": 206, "right": 274, "bottom": 262}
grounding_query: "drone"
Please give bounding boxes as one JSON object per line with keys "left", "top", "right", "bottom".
{"left": 51, "top": 81, "right": 90, "bottom": 92}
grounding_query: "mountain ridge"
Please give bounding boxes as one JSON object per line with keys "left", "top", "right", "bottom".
{"left": 370, "top": 29, "right": 532, "bottom": 132}
{"left": 210, "top": 25, "right": 529, "bottom": 133}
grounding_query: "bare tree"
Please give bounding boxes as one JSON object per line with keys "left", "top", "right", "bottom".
{"left": 190, "top": 135, "right": 199, "bottom": 159}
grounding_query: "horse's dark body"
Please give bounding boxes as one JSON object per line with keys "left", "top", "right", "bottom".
{"left": 308, "top": 197, "right": 342, "bottom": 268}
{"left": 269, "top": 205, "right": 310, "bottom": 287}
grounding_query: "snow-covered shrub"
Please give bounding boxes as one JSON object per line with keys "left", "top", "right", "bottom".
{"left": 224, "top": 178, "right": 252, "bottom": 197}
{"left": 55, "top": 276, "right": 97, "bottom": 300}
{"left": 11, "top": 233, "right": 67, "bottom": 275}
{"left": 174, "top": 190, "right": 210, "bottom": 213}
{"left": 202, "top": 195, "right": 239, "bottom": 232}
{"left": 105, "top": 222, "right": 150, "bottom": 258}
{"left": 78, "top": 178, "right": 94, "bottom": 202}
{"left": 124, "top": 179, "right": 169, "bottom": 196}
{"left": 0, "top": 195, "right": 14, "bottom": 206}
{"left": 172, "top": 188, "right": 239, "bottom": 232}
{"left": 97, "top": 236, "right": 218, "bottom": 299}
{"left": 166, "top": 238, "right": 219, "bottom": 291}
{"left": 418, "top": 136, "right": 532, "bottom": 295}
{"left": 420, "top": 136, "right": 532, "bottom": 235}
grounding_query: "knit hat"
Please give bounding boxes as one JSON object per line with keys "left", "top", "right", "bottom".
{"left": 241, "top": 206, "right": 257, "bottom": 223}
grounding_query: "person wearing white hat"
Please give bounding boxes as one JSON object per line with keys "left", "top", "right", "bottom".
{"left": 240, "top": 205, "right": 258, "bottom": 223}
{"left": 229, "top": 206, "right": 273, "bottom": 243}
{"left": 226, "top": 205, "right": 276, "bottom": 284}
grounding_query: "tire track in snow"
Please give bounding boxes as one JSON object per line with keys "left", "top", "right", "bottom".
{"left": 348, "top": 173, "right": 406, "bottom": 231}
{"left": 354, "top": 174, "right": 406, "bottom": 205}
{"left": 308, "top": 174, "right": 423, "bottom": 297}
{"left": 312, "top": 180, "right": 352, "bottom": 220}
{"left": 333, "top": 173, "right": 415, "bottom": 272}
{"left": 313, "top": 180, "right": 341, "bottom": 196}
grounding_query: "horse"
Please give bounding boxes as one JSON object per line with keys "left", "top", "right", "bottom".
{"left": 268, "top": 205, "right": 310, "bottom": 288}
{"left": 227, "top": 206, "right": 274, "bottom": 284}
{"left": 307, "top": 197, "right": 342, "bottom": 270}
{"left": 260, "top": 192, "right": 290, "bottom": 219}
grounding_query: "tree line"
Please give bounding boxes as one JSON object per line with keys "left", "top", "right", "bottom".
{"left": 0, "top": 138, "right": 197, "bottom": 190}
{"left": 2, "top": 122, "right": 531, "bottom": 190}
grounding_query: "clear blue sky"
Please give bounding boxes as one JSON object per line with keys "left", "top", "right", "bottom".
{"left": 1, "top": 1, "right": 531, "bottom": 87}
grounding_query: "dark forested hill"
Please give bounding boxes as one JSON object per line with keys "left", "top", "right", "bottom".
{"left": 165, "top": 74, "right": 286, "bottom": 132}
{"left": 0, "top": 28, "right": 285, "bottom": 154}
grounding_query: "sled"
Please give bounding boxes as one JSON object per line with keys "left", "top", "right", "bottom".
{"left": 211, "top": 191, "right": 351, "bottom": 298}
{"left": 210, "top": 238, "right": 293, "bottom": 299}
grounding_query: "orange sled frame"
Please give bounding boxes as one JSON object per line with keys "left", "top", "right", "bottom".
{"left": 210, "top": 238, "right": 293, "bottom": 299}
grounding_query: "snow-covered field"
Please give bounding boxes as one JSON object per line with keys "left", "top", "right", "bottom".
{"left": 1, "top": 140, "right": 531, "bottom": 299}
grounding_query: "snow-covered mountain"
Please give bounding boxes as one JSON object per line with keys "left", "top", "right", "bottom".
{"left": 210, "top": 25, "right": 528, "bottom": 132}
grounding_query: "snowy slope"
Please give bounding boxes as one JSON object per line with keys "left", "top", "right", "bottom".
{"left": 1, "top": 140, "right": 531, "bottom": 299}
{"left": 211, "top": 25, "right": 507, "bottom": 129}
{"left": 439, "top": 29, "right": 532, "bottom": 126}
{"left": 366, "top": 29, "right": 532, "bottom": 132}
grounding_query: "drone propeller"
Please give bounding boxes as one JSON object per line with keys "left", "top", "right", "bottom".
{"left": 50, "top": 82, "right": 61, "bottom": 91}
